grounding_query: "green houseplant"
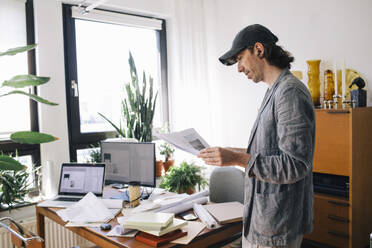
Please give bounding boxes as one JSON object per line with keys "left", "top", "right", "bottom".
{"left": 0, "top": 45, "right": 58, "bottom": 210}
{"left": 99, "top": 51, "right": 157, "bottom": 142}
{"left": 160, "top": 161, "right": 208, "bottom": 194}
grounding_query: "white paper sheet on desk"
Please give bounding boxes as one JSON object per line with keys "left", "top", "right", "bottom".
{"left": 154, "top": 128, "right": 209, "bottom": 155}
{"left": 101, "top": 199, "right": 123, "bottom": 209}
{"left": 171, "top": 221, "right": 206, "bottom": 245}
{"left": 57, "top": 192, "right": 115, "bottom": 223}
{"left": 107, "top": 225, "right": 138, "bottom": 237}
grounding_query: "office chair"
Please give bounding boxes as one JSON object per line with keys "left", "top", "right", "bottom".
{"left": 0, "top": 217, "right": 43, "bottom": 248}
{"left": 208, "top": 167, "right": 245, "bottom": 248}
{"left": 209, "top": 166, "right": 245, "bottom": 204}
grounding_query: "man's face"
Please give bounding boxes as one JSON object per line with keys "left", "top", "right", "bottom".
{"left": 236, "top": 48, "right": 264, "bottom": 83}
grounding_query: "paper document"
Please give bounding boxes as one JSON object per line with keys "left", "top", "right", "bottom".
{"left": 154, "top": 128, "right": 209, "bottom": 155}
{"left": 107, "top": 225, "right": 138, "bottom": 237}
{"left": 171, "top": 221, "right": 206, "bottom": 245}
{"left": 57, "top": 192, "right": 116, "bottom": 224}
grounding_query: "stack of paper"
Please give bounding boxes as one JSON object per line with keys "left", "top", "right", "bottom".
{"left": 57, "top": 192, "right": 119, "bottom": 227}
{"left": 122, "top": 212, "right": 187, "bottom": 236}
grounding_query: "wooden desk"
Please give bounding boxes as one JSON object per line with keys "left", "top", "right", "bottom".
{"left": 36, "top": 189, "right": 242, "bottom": 248}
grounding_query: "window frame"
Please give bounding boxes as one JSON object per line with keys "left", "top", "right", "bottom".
{"left": 62, "top": 4, "right": 169, "bottom": 161}
{"left": 0, "top": 0, "right": 41, "bottom": 182}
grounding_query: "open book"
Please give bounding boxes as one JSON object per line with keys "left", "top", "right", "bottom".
{"left": 154, "top": 128, "right": 209, "bottom": 155}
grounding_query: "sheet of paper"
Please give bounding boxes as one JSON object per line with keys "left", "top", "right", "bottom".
{"left": 57, "top": 192, "right": 114, "bottom": 223}
{"left": 101, "top": 199, "right": 123, "bottom": 209}
{"left": 107, "top": 225, "right": 138, "bottom": 237}
{"left": 171, "top": 221, "right": 206, "bottom": 245}
{"left": 154, "top": 128, "right": 209, "bottom": 155}
{"left": 65, "top": 222, "right": 102, "bottom": 227}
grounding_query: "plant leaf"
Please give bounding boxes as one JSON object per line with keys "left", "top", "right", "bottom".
{"left": 0, "top": 44, "right": 36, "bottom": 57}
{"left": 98, "top": 112, "right": 126, "bottom": 137}
{"left": 0, "top": 90, "right": 58, "bottom": 105}
{"left": 2, "top": 74, "right": 50, "bottom": 88}
{"left": 0, "top": 155, "right": 26, "bottom": 171}
{"left": 11, "top": 131, "right": 58, "bottom": 144}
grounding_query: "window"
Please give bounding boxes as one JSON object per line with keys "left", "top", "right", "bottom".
{"left": 0, "top": 0, "right": 40, "bottom": 189}
{"left": 63, "top": 5, "right": 169, "bottom": 161}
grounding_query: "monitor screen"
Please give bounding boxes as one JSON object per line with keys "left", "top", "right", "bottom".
{"left": 58, "top": 163, "right": 105, "bottom": 196}
{"left": 101, "top": 141, "right": 156, "bottom": 187}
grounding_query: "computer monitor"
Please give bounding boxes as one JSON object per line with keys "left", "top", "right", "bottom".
{"left": 101, "top": 141, "right": 156, "bottom": 187}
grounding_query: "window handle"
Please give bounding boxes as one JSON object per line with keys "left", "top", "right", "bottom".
{"left": 71, "top": 80, "right": 79, "bottom": 97}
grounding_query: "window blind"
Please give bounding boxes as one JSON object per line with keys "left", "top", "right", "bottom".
{"left": 71, "top": 6, "right": 163, "bottom": 30}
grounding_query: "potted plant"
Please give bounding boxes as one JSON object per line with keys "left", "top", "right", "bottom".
{"left": 0, "top": 45, "right": 58, "bottom": 210}
{"left": 0, "top": 166, "right": 30, "bottom": 210}
{"left": 159, "top": 142, "right": 175, "bottom": 173}
{"left": 99, "top": 51, "right": 157, "bottom": 142}
{"left": 159, "top": 161, "right": 208, "bottom": 194}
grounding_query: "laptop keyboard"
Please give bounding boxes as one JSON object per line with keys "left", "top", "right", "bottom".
{"left": 55, "top": 197, "right": 82, "bottom": 202}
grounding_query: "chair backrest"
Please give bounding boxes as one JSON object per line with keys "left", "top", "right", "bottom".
{"left": 209, "top": 167, "right": 245, "bottom": 203}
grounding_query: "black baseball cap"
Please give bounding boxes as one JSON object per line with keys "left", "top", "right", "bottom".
{"left": 219, "top": 24, "right": 278, "bottom": 66}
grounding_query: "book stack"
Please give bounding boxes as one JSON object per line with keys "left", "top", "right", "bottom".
{"left": 122, "top": 212, "right": 187, "bottom": 247}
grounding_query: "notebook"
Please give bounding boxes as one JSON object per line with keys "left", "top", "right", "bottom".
{"left": 203, "top": 201, "right": 243, "bottom": 224}
{"left": 37, "top": 163, "right": 105, "bottom": 208}
{"left": 124, "top": 218, "right": 187, "bottom": 236}
{"left": 123, "top": 212, "right": 174, "bottom": 230}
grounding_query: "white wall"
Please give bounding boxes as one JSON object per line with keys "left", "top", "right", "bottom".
{"left": 202, "top": 0, "right": 372, "bottom": 148}
{"left": 33, "top": 0, "right": 176, "bottom": 196}
{"left": 32, "top": 0, "right": 372, "bottom": 180}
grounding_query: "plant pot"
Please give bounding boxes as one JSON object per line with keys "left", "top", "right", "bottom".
{"left": 177, "top": 188, "right": 195, "bottom": 195}
{"left": 163, "top": 160, "right": 174, "bottom": 173}
{"left": 156, "top": 160, "right": 163, "bottom": 177}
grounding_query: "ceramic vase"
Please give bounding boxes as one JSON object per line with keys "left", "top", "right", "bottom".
{"left": 307, "top": 60, "right": 321, "bottom": 106}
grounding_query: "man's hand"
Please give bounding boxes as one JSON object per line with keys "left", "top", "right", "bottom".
{"left": 197, "top": 147, "right": 251, "bottom": 168}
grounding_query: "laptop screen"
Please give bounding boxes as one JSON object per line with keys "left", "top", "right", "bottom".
{"left": 58, "top": 163, "right": 105, "bottom": 196}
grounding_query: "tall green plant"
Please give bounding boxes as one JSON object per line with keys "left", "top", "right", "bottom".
{"left": 99, "top": 52, "right": 158, "bottom": 142}
{"left": 0, "top": 45, "right": 58, "bottom": 209}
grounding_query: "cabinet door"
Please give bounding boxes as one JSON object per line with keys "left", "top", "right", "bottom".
{"left": 313, "top": 111, "right": 350, "bottom": 176}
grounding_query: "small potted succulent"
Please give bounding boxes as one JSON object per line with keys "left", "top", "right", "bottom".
{"left": 159, "top": 142, "right": 175, "bottom": 173}
{"left": 160, "top": 161, "right": 208, "bottom": 194}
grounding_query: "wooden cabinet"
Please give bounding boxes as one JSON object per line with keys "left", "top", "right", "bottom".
{"left": 305, "top": 107, "right": 372, "bottom": 248}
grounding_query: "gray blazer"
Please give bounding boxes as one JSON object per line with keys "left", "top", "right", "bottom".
{"left": 244, "top": 69, "right": 315, "bottom": 246}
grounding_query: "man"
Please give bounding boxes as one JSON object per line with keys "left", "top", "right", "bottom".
{"left": 198, "top": 24, "right": 315, "bottom": 248}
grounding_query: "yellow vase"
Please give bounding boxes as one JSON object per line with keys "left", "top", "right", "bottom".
{"left": 307, "top": 60, "right": 321, "bottom": 106}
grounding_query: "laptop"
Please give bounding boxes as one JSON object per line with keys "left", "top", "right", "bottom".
{"left": 38, "top": 163, "right": 106, "bottom": 208}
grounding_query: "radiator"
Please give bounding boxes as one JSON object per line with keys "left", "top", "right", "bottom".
{"left": 0, "top": 218, "right": 94, "bottom": 248}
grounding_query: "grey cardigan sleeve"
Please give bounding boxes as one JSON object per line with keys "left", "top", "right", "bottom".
{"left": 248, "top": 86, "right": 315, "bottom": 184}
